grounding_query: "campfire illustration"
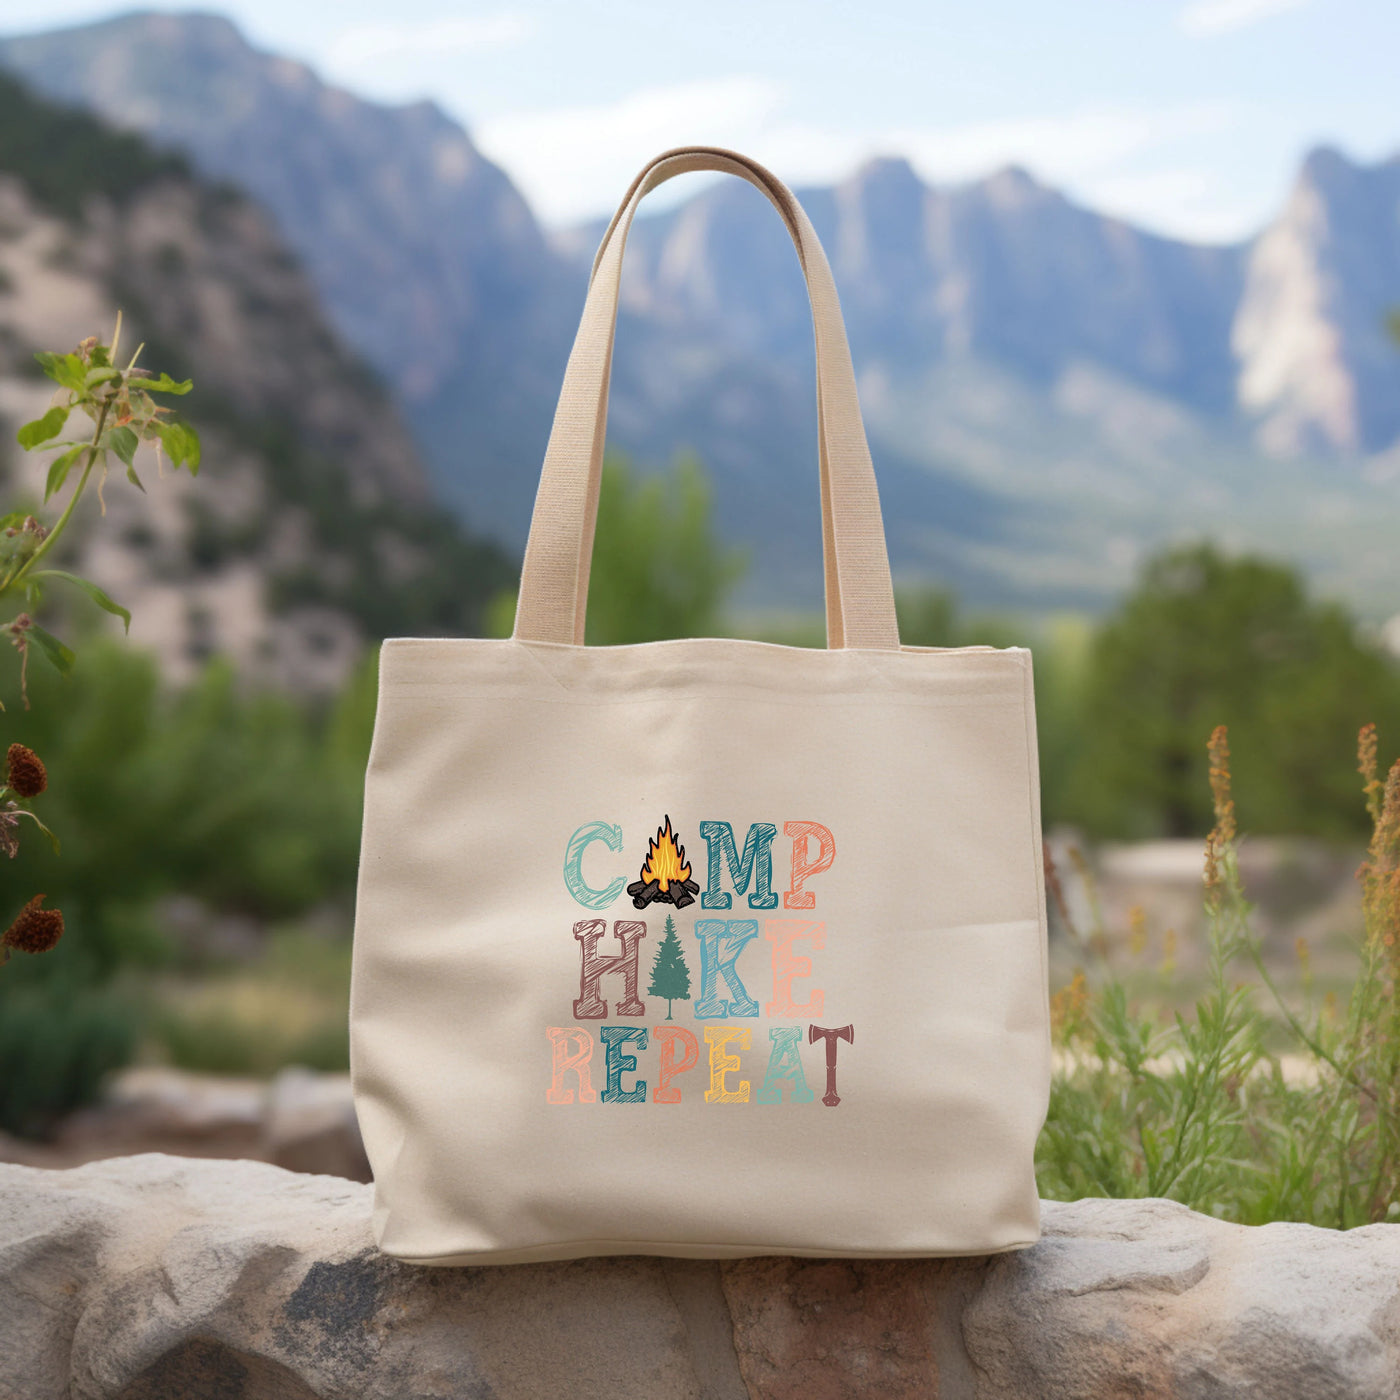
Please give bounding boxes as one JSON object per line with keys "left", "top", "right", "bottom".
{"left": 627, "top": 816, "right": 701, "bottom": 909}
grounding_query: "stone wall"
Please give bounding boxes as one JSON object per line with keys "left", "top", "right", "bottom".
{"left": 2, "top": 1154, "right": 1398, "bottom": 1398}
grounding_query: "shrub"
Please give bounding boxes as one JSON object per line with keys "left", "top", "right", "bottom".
{"left": 1062, "top": 545, "right": 1400, "bottom": 838}
{"left": 0, "top": 973, "right": 136, "bottom": 1136}
{"left": 1041, "top": 724, "right": 1400, "bottom": 1226}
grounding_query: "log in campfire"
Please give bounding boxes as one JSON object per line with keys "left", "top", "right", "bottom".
{"left": 627, "top": 816, "right": 701, "bottom": 909}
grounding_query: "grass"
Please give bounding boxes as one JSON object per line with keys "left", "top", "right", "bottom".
{"left": 1039, "top": 724, "right": 1400, "bottom": 1227}
{"left": 148, "top": 928, "right": 351, "bottom": 1077}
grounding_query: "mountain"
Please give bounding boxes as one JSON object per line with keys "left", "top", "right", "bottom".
{"left": 572, "top": 155, "right": 1400, "bottom": 612}
{"left": 603, "top": 158, "right": 1245, "bottom": 414}
{"left": 1235, "top": 147, "right": 1400, "bottom": 456}
{"left": 0, "top": 10, "right": 576, "bottom": 534}
{"left": 0, "top": 72, "right": 512, "bottom": 690}
{"left": 4, "top": 12, "right": 1400, "bottom": 618}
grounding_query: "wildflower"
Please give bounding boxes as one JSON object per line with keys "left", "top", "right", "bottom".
{"left": 1204, "top": 725, "right": 1236, "bottom": 910}
{"left": 1160, "top": 927, "right": 1178, "bottom": 975}
{"left": 1, "top": 516, "right": 46, "bottom": 545}
{"left": 1360, "top": 723, "right": 1383, "bottom": 824}
{"left": 1049, "top": 969, "right": 1090, "bottom": 1044}
{"left": 1208, "top": 725, "right": 1236, "bottom": 842}
{"left": 1128, "top": 904, "right": 1148, "bottom": 958}
{"left": 2, "top": 894, "right": 63, "bottom": 954}
{"left": 6, "top": 743, "right": 46, "bottom": 798}
{"left": 1359, "top": 744, "right": 1400, "bottom": 969}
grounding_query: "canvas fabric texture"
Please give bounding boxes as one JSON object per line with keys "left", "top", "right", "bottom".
{"left": 350, "top": 147, "right": 1051, "bottom": 1266}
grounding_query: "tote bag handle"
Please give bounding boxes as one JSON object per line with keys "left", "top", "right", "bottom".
{"left": 512, "top": 146, "right": 901, "bottom": 651}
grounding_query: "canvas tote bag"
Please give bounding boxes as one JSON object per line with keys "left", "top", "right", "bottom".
{"left": 350, "top": 146, "right": 1051, "bottom": 1266}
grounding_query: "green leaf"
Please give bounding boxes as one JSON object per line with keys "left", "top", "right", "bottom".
{"left": 34, "top": 351, "right": 87, "bottom": 392}
{"left": 106, "top": 424, "right": 138, "bottom": 467}
{"left": 84, "top": 366, "right": 120, "bottom": 389}
{"left": 44, "top": 444, "right": 87, "bottom": 502}
{"left": 142, "top": 372, "right": 193, "bottom": 395}
{"left": 33, "top": 570, "right": 131, "bottom": 633}
{"left": 155, "top": 418, "right": 201, "bottom": 474}
{"left": 24, "top": 581, "right": 42, "bottom": 608}
{"left": 125, "top": 463, "right": 146, "bottom": 493}
{"left": 17, "top": 406, "right": 70, "bottom": 450}
{"left": 19, "top": 809, "right": 60, "bottom": 856}
{"left": 0, "top": 512, "right": 28, "bottom": 531}
{"left": 27, "top": 622, "right": 74, "bottom": 676}
{"left": 88, "top": 343, "right": 111, "bottom": 369}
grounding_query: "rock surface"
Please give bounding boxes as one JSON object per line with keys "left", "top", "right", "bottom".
{"left": 3, "top": 1155, "right": 1399, "bottom": 1399}
{"left": 0, "top": 1068, "right": 370, "bottom": 1182}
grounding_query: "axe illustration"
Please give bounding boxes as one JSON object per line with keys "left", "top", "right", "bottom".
{"left": 808, "top": 1023, "right": 854, "bottom": 1106}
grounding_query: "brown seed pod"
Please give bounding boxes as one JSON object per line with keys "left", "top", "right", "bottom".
{"left": 2, "top": 894, "right": 63, "bottom": 954}
{"left": 6, "top": 743, "right": 47, "bottom": 798}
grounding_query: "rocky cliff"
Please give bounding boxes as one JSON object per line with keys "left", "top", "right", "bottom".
{"left": 0, "top": 73, "right": 512, "bottom": 690}
{"left": 1235, "top": 147, "right": 1400, "bottom": 456}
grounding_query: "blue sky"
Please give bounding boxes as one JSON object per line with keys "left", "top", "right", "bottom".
{"left": 4, "top": 0, "right": 1398, "bottom": 241}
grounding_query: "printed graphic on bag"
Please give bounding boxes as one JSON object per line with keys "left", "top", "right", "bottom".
{"left": 550, "top": 817, "right": 853, "bottom": 1107}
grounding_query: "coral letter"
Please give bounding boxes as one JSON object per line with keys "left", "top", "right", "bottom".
{"left": 693, "top": 920, "right": 760, "bottom": 1018}
{"left": 546, "top": 1027, "right": 596, "bottom": 1104}
{"left": 808, "top": 1024, "right": 854, "bottom": 1106}
{"left": 699, "top": 821, "right": 779, "bottom": 909}
{"left": 704, "top": 1026, "right": 751, "bottom": 1103}
{"left": 758, "top": 1025, "right": 815, "bottom": 1104}
{"left": 573, "top": 919, "right": 647, "bottom": 1019}
{"left": 783, "top": 822, "right": 836, "bottom": 910}
{"left": 764, "top": 920, "right": 825, "bottom": 1017}
{"left": 564, "top": 821, "right": 626, "bottom": 909}
{"left": 600, "top": 1026, "right": 648, "bottom": 1104}
{"left": 653, "top": 1026, "right": 700, "bottom": 1103}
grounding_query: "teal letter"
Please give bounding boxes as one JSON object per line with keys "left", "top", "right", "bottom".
{"left": 600, "top": 1025, "right": 648, "bottom": 1103}
{"left": 693, "top": 920, "right": 760, "bottom": 1018}
{"left": 564, "top": 821, "right": 626, "bottom": 909}
{"left": 757, "top": 1025, "right": 815, "bottom": 1104}
{"left": 700, "top": 822, "right": 778, "bottom": 909}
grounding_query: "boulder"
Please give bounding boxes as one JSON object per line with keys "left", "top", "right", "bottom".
{"left": 261, "top": 1068, "right": 370, "bottom": 1183}
{"left": 0, "top": 1067, "right": 369, "bottom": 1180}
{"left": 2, "top": 1154, "right": 1399, "bottom": 1399}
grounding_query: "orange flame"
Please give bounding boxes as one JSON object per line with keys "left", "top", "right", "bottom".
{"left": 639, "top": 816, "right": 691, "bottom": 892}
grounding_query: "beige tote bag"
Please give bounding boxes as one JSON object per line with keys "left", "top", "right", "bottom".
{"left": 351, "top": 147, "right": 1050, "bottom": 1266}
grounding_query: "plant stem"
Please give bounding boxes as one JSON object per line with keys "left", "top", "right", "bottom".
{"left": 1247, "top": 942, "right": 1377, "bottom": 1104}
{"left": 8, "top": 400, "right": 110, "bottom": 594}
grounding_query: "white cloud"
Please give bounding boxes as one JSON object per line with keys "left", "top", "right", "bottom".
{"left": 474, "top": 77, "right": 786, "bottom": 226}
{"left": 1178, "top": 0, "right": 1311, "bottom": 38}
{"left": 891, "top": 103, "right": 1238, "bottom": 185}
{"left": 325, "top": 14, "right": 536, "bottom": 73}
{"left": 1075, "top": 168, "right": 1260, "bottom": 242}
{"left": 475, "top": 81, "right": 1253, "bottom": 241}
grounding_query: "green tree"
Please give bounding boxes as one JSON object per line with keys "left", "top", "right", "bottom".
{"left": 1064, "top": 544, "right": 1400, "bottom": 838}
{"left": 648, "top": 914, "right": 691, "bottom": 1020}
{"left": 489, "top": 455, "right": 745, "bottom": 644}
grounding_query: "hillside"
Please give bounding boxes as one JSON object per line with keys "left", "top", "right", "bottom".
{"left": 0, "top": 72, "right": 512, "bottom": 689}
{"left": 6, "top": 12, "right": 1400, "bottom": 617}
{"left": 0, "top": 11, "right": 577, "bottom": 530}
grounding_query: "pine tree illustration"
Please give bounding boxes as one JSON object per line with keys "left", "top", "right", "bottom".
{"left": 647, "top": 914, "right": 692, "bottom": 1020}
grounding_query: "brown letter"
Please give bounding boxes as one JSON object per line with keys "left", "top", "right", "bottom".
{"left": 573, "top": 919, "right": 647, "bottom": 1018}
{"left": 808, "top": 1023, "right": 854, "bottom": 1106}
